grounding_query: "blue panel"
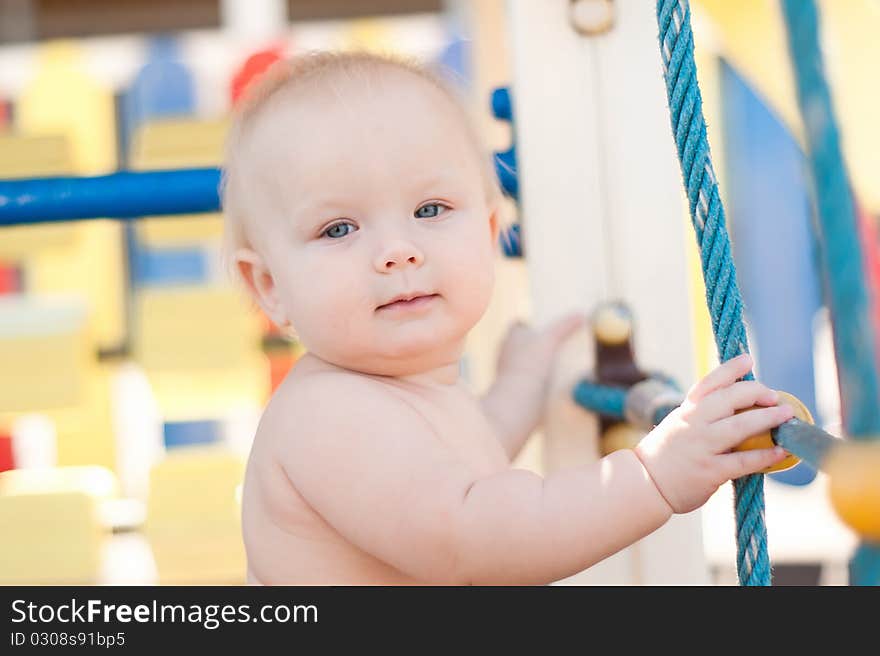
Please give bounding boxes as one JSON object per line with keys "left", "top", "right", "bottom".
{"left": 120, "top": 34, "right": 195, "bottom": 153}
{"left": 435, "top": 36, "right": 470, "bottom": 90}
{"left": 490, "top": 86, "right": 519, "bottom": 201}
{"left": 132, "top": 246, "right": 207, "bottom": 286}
{"left": 720, "top": 61, "right": 822, "bottom": 485}
{"left": 117, "top": 35, "right": 198, "bottom": 295}
{"left": 163, "top": 420, "right": 220, "bottom": 449}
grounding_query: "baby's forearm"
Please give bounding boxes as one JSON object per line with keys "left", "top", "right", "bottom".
{"left": 480, "top": 371, "right": 547, "bottom": 461}
{"left": 452, "top": 449, "right": 673, "bottom": 585}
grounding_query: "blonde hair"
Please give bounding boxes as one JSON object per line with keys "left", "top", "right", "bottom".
{"left": 220, "top": 50, "right": 504, "bottom": 289}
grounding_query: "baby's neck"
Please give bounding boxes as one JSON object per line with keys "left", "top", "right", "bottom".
{"left": 394, "top": 362, "right": 460, "bottom": 387}
{"left": 297, "top": 352, "right": 462, "bottom": 389}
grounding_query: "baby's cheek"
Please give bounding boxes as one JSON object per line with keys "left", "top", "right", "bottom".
{"left": 296, "top": 289, "right": 368, "bottom": 359}
{"left": 443, "top": 240, "right": 494, "bottom": 311}
{"left": 284, "top": 263, "right": 352, "bottom": 332}
{"left": 308, "top": 278, "right": 364, "bottom": 327}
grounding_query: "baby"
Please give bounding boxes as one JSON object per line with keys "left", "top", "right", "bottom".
{"left": 222, "top": 51, "right": 794, "bottom": 585}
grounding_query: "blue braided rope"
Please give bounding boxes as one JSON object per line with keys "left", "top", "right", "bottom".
{"left": 655, "top": 0, "right": 770, "bottom": 586}
{"left": 780, "top": 0, "right": 880, "bottom": 586}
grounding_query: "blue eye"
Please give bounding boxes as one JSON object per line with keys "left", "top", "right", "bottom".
{"left": 414, "top": 203, "right": 448, "bottom": 219}
{"left": 323, "top": 222, "right": 355, "bottom": 239}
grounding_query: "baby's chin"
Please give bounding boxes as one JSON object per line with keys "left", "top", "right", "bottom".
{"left": 310, "top": 335, "right": 466, "bottom": 378}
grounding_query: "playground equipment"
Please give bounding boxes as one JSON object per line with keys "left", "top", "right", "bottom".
{"left": 572, "top": 0, "right": 879, "bottom": 585}
{"left": 0, "top": 1, "right": 878, "bottom": 586}
{"left": 500, "top": 0, "right": 879, "bottom": 584}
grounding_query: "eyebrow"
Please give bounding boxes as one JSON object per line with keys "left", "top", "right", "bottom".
{"left": 290, "top": 172, "right": 463, "bottom": 229}
{"left": 412, "top": 170, "right": 462, "bottom": 191}
{"left": 290, "top": 200, "right": 348, "bottom": 234}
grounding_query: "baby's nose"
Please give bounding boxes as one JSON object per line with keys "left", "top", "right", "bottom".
{"left": 374, "top": 240, "right": 425, "bottom": 272}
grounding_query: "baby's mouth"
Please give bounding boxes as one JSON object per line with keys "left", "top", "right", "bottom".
{"left": 377, "top": 293, "right": 440, "bottom": 311}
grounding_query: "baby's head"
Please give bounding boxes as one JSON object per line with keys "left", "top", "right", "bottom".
{"left": 222, "top": 51, "right": 503, "bottom": 378}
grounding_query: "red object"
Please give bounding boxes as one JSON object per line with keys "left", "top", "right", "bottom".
{"left": 0, "top": 434, "right": 14, "bottom": 473}
{"left": 854, "top": 200, "right": 880, "bottom": 372}
{"left": 260, "top": 310, "right": 283, "bottom": 337}
{"left": 268, "top": 352, "right": 298, "bottom": 394}
{"left": 0, "top": 264, "right": 21, "bottom": 294}
{"left": 230, "top": 47, "right": 284, "bottom": 106}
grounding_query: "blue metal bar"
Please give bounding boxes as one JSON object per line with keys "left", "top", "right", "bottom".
{"left": 572, "top": 380, "right": 627, "bottom": 419}
{"left": 771, "top": 419, "right": 836, "bottom": 471}
{"left": 0, "top": 168, "right": 221, "bottom": 225}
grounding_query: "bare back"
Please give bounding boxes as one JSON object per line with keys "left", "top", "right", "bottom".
{"left": 241, "top": 353, "right": 510, "bottom": 585}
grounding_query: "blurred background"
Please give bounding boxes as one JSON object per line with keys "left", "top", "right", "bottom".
{"left": 0, "top": 0, "right": 876, "bottom": 585}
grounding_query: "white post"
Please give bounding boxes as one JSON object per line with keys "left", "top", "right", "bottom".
{"left": 220, "top": 0, "right": 287, "bottom": 41}
{"left": 506, "top": 0, "right": 709, "bottom": 584}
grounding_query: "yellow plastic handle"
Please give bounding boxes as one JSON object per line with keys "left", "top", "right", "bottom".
{"left": 732, "top": 391, "right": 812, "bottom": 473}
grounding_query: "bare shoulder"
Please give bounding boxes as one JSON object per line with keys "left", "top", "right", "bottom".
{"left": 260, "top": 357, "right": 436, "bottom": 471}
{"left": 268, "top": 361, "right": 423, "bottom": 428}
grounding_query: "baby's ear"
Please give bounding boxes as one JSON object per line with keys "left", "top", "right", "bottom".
{"left": 233, "top": 248, "right": 289, "bottom": 328}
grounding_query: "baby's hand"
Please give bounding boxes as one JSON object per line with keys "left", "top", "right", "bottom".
{"left": 495, "top": 313, "right": 587, "bottom": 383}
{"left": 634, "top": 353, "right": 794, "bottom": 514}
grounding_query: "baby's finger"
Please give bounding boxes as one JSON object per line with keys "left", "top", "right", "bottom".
{"left": 695, "top": 381, "right": 779, "bottom": 422}
{"left": 709, "top": 404, "right": 795, "bottom": 452}
{"left": 685, "top": 353, "right": 753, "bottom": 402}
{"left": 716, "top": 446, "right": 788, "bottom": 480}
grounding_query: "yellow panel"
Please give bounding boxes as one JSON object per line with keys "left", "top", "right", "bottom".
{"left": 0, "top": 224, "right": 80, "bottom": 261}
{"left": 0, "top": 296, "right": 91, "bottom": 413}
{"left": 16, "top": 40, "right": 116, "bottom": 174}
{"left": 136, "top": 213, "right": 224, "bottom": 247}
{"left": 144, "top": 446, "right": 246, "bottom": 584}
{"left": 818, "top": 0, "right": 880, "bottom": 213}
{"left": 694, "top": 0, "right": 880, "bottom": 213}
{"left": 0, "top": 133, "right": 72, "bottom": 177}
{"left": 16, "top": 41, "right": 124, "bottom": 349}
{"left": 23, "top": 361, "right": 119, "bottom": 471}
{"left": 28, "top": 220, "right": 126, "bottom": 348}
{"left": 148, "top": 362, "right": 269, "bottom": 419}
{"left": 0, "top": 367, "right": 116, "bottom": 471}
{"left": 344, "top": 18, "right": 394, "bottom": 52}
{"left": 133, "top": 286, "right": 268, "bottom": 416}
{"left": 0, "top": 332, "right": 89, "bottom": 412}
{"left": 0, "top": 491, "right": 105, "bottom": 584}
{"left": 129, "top": 118, "right": 229, "bottom": 170}
{"left": 694, "top": 0, "right": 802, "bottom": 140}
{"left": 0, "top": 134, "right": 78, "bottom": 259}
{"left": 145, "top": 446, "right": 245, "bottom": 523}
{"left": 148, "top": 531, "right": 246, "bottom": 584}
{"left": 133, "top": 286, "right": 263, "bottom": 371}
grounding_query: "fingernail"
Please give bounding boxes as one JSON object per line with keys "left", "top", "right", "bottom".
{"left": 774, "top": 447, "right": 786, "bottom": 456}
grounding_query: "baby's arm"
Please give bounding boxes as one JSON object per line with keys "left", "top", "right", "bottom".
{"left": 480, "top": 369, "right": 546, "bottom": 462}
{"left": 481, "top": 314, "right": 586, "bottom": 461}
{"left": 279, "top": 371, "right": 674, "bottom": 585}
